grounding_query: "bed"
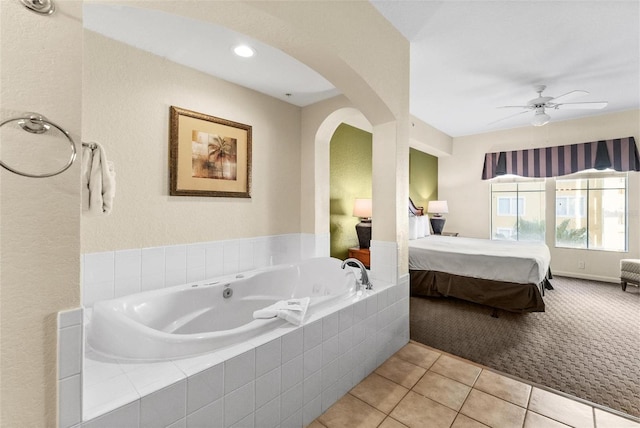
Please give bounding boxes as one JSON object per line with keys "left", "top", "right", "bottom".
{"left": 408, "top": 200, "right": 552, "bottom": 313}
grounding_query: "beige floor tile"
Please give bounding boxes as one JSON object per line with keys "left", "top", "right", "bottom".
{"left": 318, "top": 393, "right": 386, "bottom": 428}
{"left": 412, "top": 371, "right": 471, "bottom": 411}
{"left": 473, "top": 369, "right": 532, "bottom": 408}
{"left": 430, "top": 355, "right": 482, "bottom": 386}
{"left": 451, "top": 414, "right": 490, "bottom": 427}
{"left": 528, "top": 388, "right": 594, "bottom": 428}
{"left": 305, "top": 420, "right": 327, "bottom": 428}
{"left": 460, "top": 389, "right": 526, "bottom": 428}
{"left": 524, "top": 411, "right": 572, "bottom": 428}
{"left": 394, "top": 342, "right": 441, "bottom": 369}
{"left": 390, "top": 390, "right": 458, "bottom": 428}
{"left": 375, "top": 356, "right": 426, "bottom": 389}
{"left": 350, "top": 373, "right": 409, "bottom": 414}
{"left": 379, "top": 416, "right": 409, "bottom": 428}
{"left": 594, "top": 408, "right": 640, "bottom": 428}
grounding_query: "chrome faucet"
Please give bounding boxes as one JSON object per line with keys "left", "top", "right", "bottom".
{"left": 341, "top": 258, "right": 372, "bottom": 291}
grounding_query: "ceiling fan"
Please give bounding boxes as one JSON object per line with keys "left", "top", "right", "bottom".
{"left": 492, "top": 85, "right": 608, "bottom": 127}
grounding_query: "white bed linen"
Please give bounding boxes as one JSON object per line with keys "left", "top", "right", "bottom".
{"left": 408, "top": 235, "right": 551, "bottom": 285}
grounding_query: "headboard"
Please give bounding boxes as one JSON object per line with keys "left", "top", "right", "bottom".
{"left": 409, "top": 198, "right": 424, "bottom": 216}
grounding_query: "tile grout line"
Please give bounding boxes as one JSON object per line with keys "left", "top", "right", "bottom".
{"left": 386, "top": 351, "right": 531, "bottom": 428}
{"left": 376, "top": 349, "right": 480, "bottom": 426}
{"left": 376, "top": 367, "right": 421, "bottom": 424}
{"left": 314, "top": 342, "right": 640, "bottom": 428}
{"left": 408, "top": 341, "right": 631, "bottom": 425}
{"left": 453, "top": 367, "right": 489, "bottom": 428}
{"left": 375, "top": 352, "right": 491, "bottom": 428}
{"left": 413, "top": 339, "right": 640, "bottom": 423}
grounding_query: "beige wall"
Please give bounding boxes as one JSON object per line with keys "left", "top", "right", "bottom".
{"left": 300, "top": 98, "right": 369, "bottom": 235}
{"left": 82, "top": 31, "right": 303, "bottom": 253}
{"left": 439, "top": 110, "right": 640, "bottom": 281}
{"left": 1, "top": 2, "right": 409, "bottom": 424}
{"left": 0, "top": 1, "right": 82, "bottom": 426}
{"left": 84, "top": 1, "right": 409, "bottom": 272}
{"left": 410, "top": 114, "right": 453, "bottom": 158}
{"left": 127, "top": 0, "right": 410, "bottom": 253}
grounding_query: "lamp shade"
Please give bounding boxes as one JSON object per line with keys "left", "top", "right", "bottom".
{"left": 353, "top": 198, "right": 372, "bottom": 219}
{"left": 427, "top": 200, "right": 448, "bottom": 216}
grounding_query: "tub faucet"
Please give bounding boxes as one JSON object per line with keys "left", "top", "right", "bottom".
{"left": 341, "top": 258, "right": 372, "bottom": 291}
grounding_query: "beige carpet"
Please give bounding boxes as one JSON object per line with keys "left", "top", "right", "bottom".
{"left": 409, "top": 276, "right": 640, "bottom": 418}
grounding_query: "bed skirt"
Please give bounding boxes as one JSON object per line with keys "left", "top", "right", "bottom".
{"left": 410, "top": 270, "right": 545, "bottom": 313}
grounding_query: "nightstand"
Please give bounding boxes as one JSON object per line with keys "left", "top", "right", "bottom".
{"left": 441, "top": 232, "right": 459, "bottom": 237}
{"left": 348, "top": 247, "right": 370, "bottom": 268}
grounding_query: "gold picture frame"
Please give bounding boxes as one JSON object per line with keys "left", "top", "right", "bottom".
{"left": 169, "top": 106, "right": 252, "bottom": 198}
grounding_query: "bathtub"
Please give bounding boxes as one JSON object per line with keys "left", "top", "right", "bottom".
{"left": 87, "top": 257, "right": 358, "bottom": 360}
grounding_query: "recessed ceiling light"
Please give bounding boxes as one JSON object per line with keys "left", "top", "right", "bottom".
{"left": 233, "top": 45, "right": 255, "bottom": 58}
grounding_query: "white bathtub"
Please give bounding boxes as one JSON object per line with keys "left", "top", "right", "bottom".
{"left": 87, "top": 257, "right": 358, "bottom": 360}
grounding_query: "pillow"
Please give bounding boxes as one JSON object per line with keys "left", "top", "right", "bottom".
{"left": 416, "top": 215, "right": 426, "bottom": 237}
{"left": 422, "top": 216, "right": 431, "bottom": 236}
{"left": 408, "top": 215, "right": 418, "bottom": 240}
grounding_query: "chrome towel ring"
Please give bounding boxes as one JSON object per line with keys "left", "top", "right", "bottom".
{"left": 0, "top": 113, "right": 77, "bottom": 178}
{"left": 20, "top": 0, "right": 55, "bottom": 15}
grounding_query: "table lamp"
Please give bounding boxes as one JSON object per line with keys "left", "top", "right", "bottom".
{"left": 353, "top": 198, "right": 372, "bottom": 249}
{"left": 427, "top": 200, "right": 448, "bottom": 235}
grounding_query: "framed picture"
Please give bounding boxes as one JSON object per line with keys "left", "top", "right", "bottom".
{"left": 169, "top": 106, "right": 252, "bottom": 197}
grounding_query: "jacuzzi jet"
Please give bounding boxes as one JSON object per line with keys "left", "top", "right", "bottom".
{"left": 222, "top": 286, "right": 233, "bottom": 298}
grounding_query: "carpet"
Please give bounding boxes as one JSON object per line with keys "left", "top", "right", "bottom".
{"left": 409, "top": 276, "right": 640, "bottom": 418}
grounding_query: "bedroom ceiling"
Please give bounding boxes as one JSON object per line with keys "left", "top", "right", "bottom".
{"left": 372, "top": 0, "right": 640, "bottom": 137}
{"left": 84, "top": 1, "right": 640, "bottom": 138}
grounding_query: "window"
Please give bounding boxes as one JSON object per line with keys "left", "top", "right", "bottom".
{"left": 555, "top": 176, "right": 627, "bottom": 251}
{"left": 556, "top": 196, "right": 586, "bottom": 218}
{"left": 497, "top": 196, "right": 525, "bottom": 216}
{"left": 491, "top": 181, "right": 545, "bottom": 242}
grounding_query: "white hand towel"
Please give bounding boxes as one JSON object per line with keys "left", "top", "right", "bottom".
{"left": 253, "top": 297, "right": 311, "bottom": 326}
{"left": 82, "top": 142, "right": 116, "bottom": 215}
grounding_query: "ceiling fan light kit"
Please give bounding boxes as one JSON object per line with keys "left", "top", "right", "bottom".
{"left": 494, "top": 84, "right": 608, "bottom": 127}
{"left": 532, "top": 108, "right": 551, "bottom": 127}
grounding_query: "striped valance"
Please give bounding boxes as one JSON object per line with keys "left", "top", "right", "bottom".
{"left": 482, "top": 137, "right": 640, "bottom": 180}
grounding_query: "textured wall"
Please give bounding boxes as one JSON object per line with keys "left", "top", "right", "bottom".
{"left": 329, "top": 124, "right": 373, "bottom": 259}
{"left": 409, "top": 148, "right": 438, "bottom": 210}
{"left": 82, "top": 31, "right": 302, "bottom": 253}
{"left": 0, "top": 3, "right": 410, "bottom": 424}
{"left": 0, "top": 1, "right": 82, "bottom": 426}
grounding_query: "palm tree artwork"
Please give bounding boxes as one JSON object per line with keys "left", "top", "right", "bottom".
{"left": 191, "top": 131, "right": 237, "bottom": 180}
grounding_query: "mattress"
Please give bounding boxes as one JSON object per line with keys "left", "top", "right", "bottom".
{"left": 408, "top": 235, "right": 551, "bottom": 285}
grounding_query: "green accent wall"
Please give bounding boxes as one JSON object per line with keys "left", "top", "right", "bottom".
{"left": 330, "top": 123, "right": 372, "bottom": 259}
{"left": 329, "top": 129, "right": 438, "bottom": 260}
{"left": 409, "top": 148, "right": 438, "bottom": 212}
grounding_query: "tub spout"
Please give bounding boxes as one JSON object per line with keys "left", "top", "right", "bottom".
{"left": 341, "top": 258, "right": 372, "bottom": 291}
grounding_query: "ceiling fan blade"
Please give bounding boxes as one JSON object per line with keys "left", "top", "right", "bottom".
{"left": 549, "top": 90, "right": 589, "bottom": 104}
{"left": 555, "top": 101, "right": 608, "bottom": 110}
{"left": 497, "top": 105, "right": 531, "bottom": 109}
{"left": 488, "top": 110, "right": 530, "bottom": 125}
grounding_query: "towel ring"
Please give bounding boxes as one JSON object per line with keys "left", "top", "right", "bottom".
{"left": 20, "top": 0, "right": 55, "bottom": 15}
{"left": 0, "top": 113, "right": 77, "bottom": 178}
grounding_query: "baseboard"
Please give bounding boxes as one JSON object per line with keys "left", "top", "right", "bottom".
{"left": 552, "top": 270, "right": 619, "bottom": 284}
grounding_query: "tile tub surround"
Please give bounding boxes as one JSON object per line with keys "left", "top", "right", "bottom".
{"left": 82, "top": 234, "right": 310, "bottom": 308}
{"left": 58, "top": 308, "right": 84, "bottom": 428}
{"left": 78, "top": 277, "right": 409, "bottom": 427}
{"left": 312, "top": 341, "right": 640, "bottom": 428}
{"left": 81, "top": 234, "right": 397, "bottom": 309}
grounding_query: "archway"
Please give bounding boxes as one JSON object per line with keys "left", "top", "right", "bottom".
{"left": 316, "top": 107, "right": 372, "bottom": 231}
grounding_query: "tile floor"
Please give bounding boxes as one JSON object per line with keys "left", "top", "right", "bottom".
{"left": 308, "top": 341, "right": 640, "bottom": 428}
